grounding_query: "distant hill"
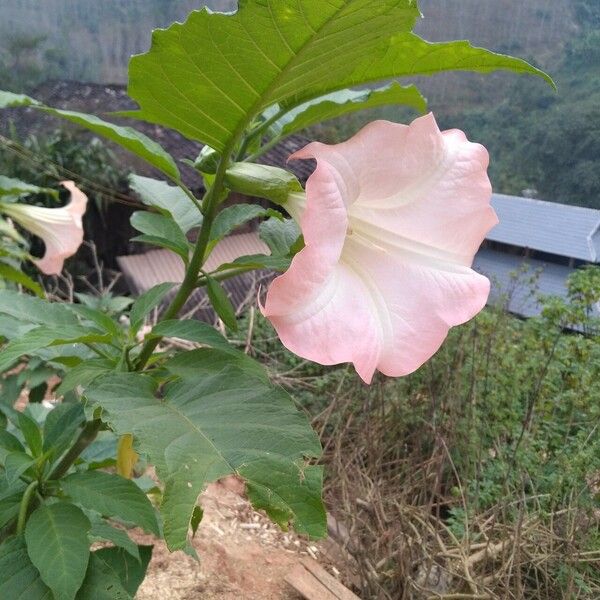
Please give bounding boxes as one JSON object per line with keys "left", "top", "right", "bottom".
{"left": 0, "top": 0, "right": 575, "bottom": 94}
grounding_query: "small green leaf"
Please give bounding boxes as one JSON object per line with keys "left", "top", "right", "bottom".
{"left": 75, "top": 553, "right": 132, "bottom": 600}
{"left": 0, "top": 264, "right": 45, "bottom": 297}
{"left": 210, "top": 204, "right": 282, "bottom": 243}
{"left": 150, "top": 319, "right": 233, "bottom": 352}
{"left": 25, "top": 502, "right": 91, "bottom": 600}
{"left": 0, "top": 325, "right": 112, "bottom": 372}
{"left": 0, "top": 482, "right": 26, "bottom": 528}
{"left": 205, "top": 276, "right": 238, "bottom": 331}
{"left": 0, "top": 290, "right": 79, "bottom": 328}
{"left": 88, "top": 517, "right": 140, "bottom": 561}
{"left": 43, "top": 402, "right": 86, "bottom": 455}
{"left": 129, "top": 282, "right": 176, "bottom": 335}
{"left": 190, "top": 505, "right": 203, "bottom": 538}
{"left": 0, "top": 429, "right": 25, "bottom": 461}
{"left": 130, "top": 211, "right": 190, "bottom": 260}
{"left": 164, "top": 348, "right": 267, "bottom": 382}
{"left": 0, "top": 175, "right": 58, "bottom": 200}
{"left": 129, "top": 175, "right": 202, "bottom": 234}
{"left": 0, "top": 536, "right": 53, "bottom": 600}
{"left": 79, "top": 432, "right": 118, "bottom": 469}
{"left": 259, "top": 218, "right": 302, "bottom": 257}
{"left": 219, "top": 254, "right": 292, "bottom": 272}
{"left": 69, "top": 305, "right": 122, "bottom": 338}
{"left": 267, "top": 83, "right": 426, "bottom": 139}
{"left": 18, "top": 412, "right": 43, "bottom": 457}
{"left": 93, "top": 546, "right": 153, "bottom": 597}
{"left": 4, "top": 451, "right": 36, "bottom": 485}
{"left": 55, "top": 358, "right": 114, "bottom": 396}
{"left": 61, "top": 470, "right": 159, "bottom": 535}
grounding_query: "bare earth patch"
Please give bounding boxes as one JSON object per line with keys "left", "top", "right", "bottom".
{"left": 134, "top": 479, "right": 351, "bottom": 600}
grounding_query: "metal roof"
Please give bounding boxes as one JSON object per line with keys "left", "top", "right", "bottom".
{"left": 488, "top": 194, "right": 600, "bottom": 262}
{"left": 473, "top": 247, "right": 578, "bottom": 318}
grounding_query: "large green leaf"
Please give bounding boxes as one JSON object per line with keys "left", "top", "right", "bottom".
{"left": 4, "top": 451, "right": 36, "bottom": 485}
{"left": 0, "top": 264, "right": 45, "bottom": 297}
{"left": 0, "top": 91, "right": 179, "bottom": 180}
{"left": 84, "top": 368, "right": 324, "bottom": 550}
{"left": 126, "top": 1, "right": 551, "bottom": 151}
{"left": 25, "top": 502, "right": 91, "bottom": 600}
{"left": 61, "top": 470, "right": 159, "bottom": 535}
{"left": 129, "top": 175, "right": 202, "bottom": 234}
{"left": 267, "top": 82, "right": 427, "bottom": 138}
{"left": 0, "top": 536, "right": 53, "bottom": 600}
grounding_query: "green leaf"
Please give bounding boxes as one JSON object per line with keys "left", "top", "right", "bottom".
{"left": 0, "top": 429, "right": 25, "bottom": 461}
{"left": 55, "top": 359, "right": 115, "bottom": 396}
{"left": 18, "top": 412, "right": 42, "bottom": 457}
{"left": 75, "top": 553, "right": 132, "bottom": 600}
{"left": 126, "top": 1, "right": 552, "bottom": 151}
{"left": 151, "top": 319, "right": 233, "bottom": 352}
{"left": 243, "top": 459, "right": 325, "bottom": 538}
{"left": 0, "top": 325, "right": 112, "bottom": 372}
{"left": 85, "top": 369, "right": 323, "bottom": 550}
{"left": 61, "top": 470, "right": 159, "bottom": 535}
{"left": 259, "top": 217, "right": 302, "bottom": 257}
{"left": 88, "top": 516, "right": 141, "bottom": 561}
{"left": 0, "top": 175, "right": 58, "bottom": 200}
{"left": 267, "top": 82, "right": 427, "bottom": 138}
{"left": 210, "top": 203, "right": 282, "bottom": 243}
{"left": 129, "top": 175, "right": 202, "bottom": 234}
{"left": 205, "top": 276, "right": 238, "bottom": 331}
{"left": 0, "top": 482, "right": 26, "bottom": 528}
{"left": 164, "top": 348, "right": 267, "bottom": 382}
{"left": 131, "top": 211, "right": 190, "bottom": 260}
{"left": 0, "top": 91, "right": 179, "bottom": 180}
{"left": 69, "top": 305, "right": 122, "bottom": 338}
{"left": 0, "top": 290, "right": 79, "bottom": 328}
{"left": 224, "top": 163, "right": 302, "bottom": 205}
{"left": 4, "top": 451, "right": 36, "bottom": 485}
{"left": 0, "top": 536, "right": 53, "bottom": 600}
{"left": 79, "top": 432, "right": 118, "bottom": 469}
{"left": 219, "top": 253, "right": 292, "bottom": 272}
{"left": 25, "top": 502, "right": 91, "bottom": 600}
{"left": 190, "top": 505, "right": 203, "bottom": 538}
{"left": 129, "top": 282, "right": 176, "bottom": 335}
{"left": 43, "top": 402, "right": 86, "bottom": 455}
{"left": 93, "top": 546, "right": 153, "bottom": 597}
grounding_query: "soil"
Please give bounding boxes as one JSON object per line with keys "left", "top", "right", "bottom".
{"left": 133, "top": 477, "right": 352, "bottom": 600}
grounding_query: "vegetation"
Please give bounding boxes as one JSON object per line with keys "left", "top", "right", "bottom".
{"left": 242, "top": 267, "right": 600, "bottom": 598}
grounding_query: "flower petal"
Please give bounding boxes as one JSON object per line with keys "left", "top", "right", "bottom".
{"left": 265, "top": 115, "right": 495, "bottom": 382}
{"left": 293, "top": 113, "right": 497, "bottom": 263}
{"left": 3, "top": 181, "right": 88, "bottom": 275}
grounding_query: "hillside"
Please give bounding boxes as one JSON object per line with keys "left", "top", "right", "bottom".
{"left": 0, "top": 0, "right": 574, "bottom": 92}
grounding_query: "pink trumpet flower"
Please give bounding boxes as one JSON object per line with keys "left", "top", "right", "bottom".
{"left": 2, "top": 181, "right": 88, "bottom": 275}
{"left": 262, "top": 114, "right": 497, "bottom": 383}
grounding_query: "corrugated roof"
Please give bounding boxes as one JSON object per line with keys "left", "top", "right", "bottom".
{"left": 488, "top": 194, "right": 600, "bottom": 262}
{"left": 473, "top": 247, "right": 585, "bottom": 318}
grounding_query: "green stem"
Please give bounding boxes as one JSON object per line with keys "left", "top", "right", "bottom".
{"left": 48, "top": 419, "right": 103, "bottom": 480}
{"left": 135, "top": 142, "right": 236, "bottom": 370}
{"left": 245, "top": 135, "right": 281, "bottom": 163}
{"left": 16, "top": 481, "right": 38, "bottom": 534}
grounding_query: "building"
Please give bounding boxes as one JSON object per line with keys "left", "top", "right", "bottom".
{"left": 474, "top": 194, "right": 600, "bottom": 317}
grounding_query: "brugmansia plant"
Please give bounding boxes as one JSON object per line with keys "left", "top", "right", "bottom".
{"left": 0, "top": 2, "right": 552, "bottom": 598}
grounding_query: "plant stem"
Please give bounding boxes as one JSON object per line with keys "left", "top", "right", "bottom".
{"left": 135, "top": 143, "right": 236, "bottom": 370}
{"left": 16, "top": 481, "right": 38, "bottom": 534}
{"left": 48, "top": 419, "right": 103, "bottom": 480}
